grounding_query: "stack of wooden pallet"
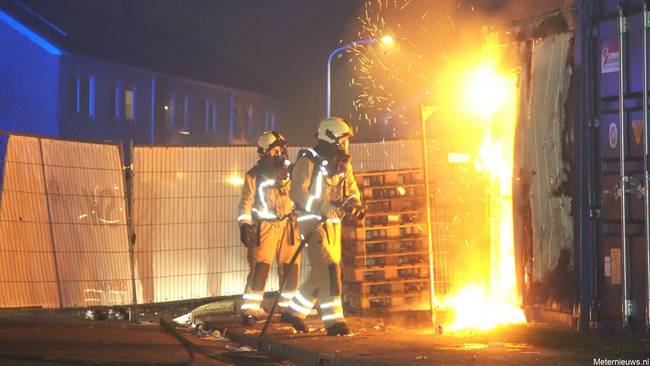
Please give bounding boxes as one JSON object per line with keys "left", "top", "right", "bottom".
{"left": 342, "top": 169, "right": 431, "bottom": 312}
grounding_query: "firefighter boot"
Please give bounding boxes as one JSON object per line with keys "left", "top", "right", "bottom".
{"left": 326, "top": 321, "right": 350, "bottom": 336}
{"left": 242, "top": 314, "right": 258, "bottom": 327}
{"left": 283, "top": 312, "right": 308, "bottom": 333}
{"left": 280, "top": 312, "right": 293, "bottom": 324}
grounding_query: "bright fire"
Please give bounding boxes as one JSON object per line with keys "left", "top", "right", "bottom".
{"left": 438, "top": 60, "right": 526, "bottom": 332}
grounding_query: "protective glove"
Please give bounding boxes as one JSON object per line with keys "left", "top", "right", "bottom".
{"left": 240, "top": 223, "right": 254, "bottom": 246}
{"left": 341, "top": 201, "right": 366, "bottom": 222}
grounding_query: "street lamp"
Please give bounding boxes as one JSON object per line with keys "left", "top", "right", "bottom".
{"left": 326, "top": 35, "right": 395, "bottom": 117}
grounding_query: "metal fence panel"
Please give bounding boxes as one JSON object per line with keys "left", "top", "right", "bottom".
{"left": 0, "top": 134, "right": 133, "bottom": 309}
{"left": 39, "top": 138, "right": 133, "bottom": 308}
{"left": 0, "top": 135, "right": 59, "bottom": 308}
{"left": 132, "top": 146, "right": 259, "bottom": 303}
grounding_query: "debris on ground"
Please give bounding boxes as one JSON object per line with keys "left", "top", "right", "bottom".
{"left": 225, "top": 344, "right": 256, "bottom": 352}
{"left": 138, "top": 320, "right": 158, "bottom": 326}
{"left": 196, "top": 324, "right": 214, "bottom": 337}
{"left": 190, "top": 300, "right": 235, "bottom": 319}
{"left": 85, "top": 308, "right": 105, "bottom": 320}
{"left": 200, "top": 329, "right": 228, "bottom": 341}
{"left": 108, "top": 308, "right": 129, "bottom": 320}
{"left": 173, "top": 312, "right": 192, "bottom": 326}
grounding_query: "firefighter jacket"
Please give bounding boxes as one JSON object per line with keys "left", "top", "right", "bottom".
{"left": 290, "top": 148, "right": 361, "bottom": 221}
{"left": 238, "top": 166, "right": 293, "bottom": 226}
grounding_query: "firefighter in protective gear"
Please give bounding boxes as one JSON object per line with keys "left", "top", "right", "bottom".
{"left": 238, "top": 131, "right": 301, "bottom": 326}
{"left": 284, "top": 117, "right": 365, "bottom": 336}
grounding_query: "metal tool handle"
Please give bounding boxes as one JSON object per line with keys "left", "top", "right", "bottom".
{"left": 257, "top": 219, "right": 324, "bottom": 345}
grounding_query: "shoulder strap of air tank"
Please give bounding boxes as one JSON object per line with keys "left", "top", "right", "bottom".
{"left": 297, "top": 148, "right": 322, "bottom": 194}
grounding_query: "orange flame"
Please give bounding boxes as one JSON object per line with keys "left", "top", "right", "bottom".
{"left": 439, "top": 63, "right": 525, "bottom": 332}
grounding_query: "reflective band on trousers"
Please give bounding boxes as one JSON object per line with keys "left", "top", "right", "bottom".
{"left": 322, "top": 312, "right": 344, "bottom": 321}
{"left": 289, "top": 300, "right": 311, "bottom": 315}
{"left": 278, "top": 301, "right": 290, "bottom": 308}
{"left": 238, "top": 214, "right": 252, "bottom": 222}
{"left": 241, "top": 303, "right": 261, "bottom": 310}
{"left": 281, "top": 292, "right": 295, "bottom": 299}
{"left": 295, "top": 292, "right": 314, "bottom": 308}
{"left": 243, "top": 293, "right": 264, "bottom": 301}
{"left": 320, "top": 300, "right": 342, "bottom": 309}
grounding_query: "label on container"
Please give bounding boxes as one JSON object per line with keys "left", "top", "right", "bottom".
{"left": 608, "top": 122, "right": 618, "bottom": 149}
{"left": 632, "top": 120, "right": 643, "bottom": 146}
{"left": 610, "top": 248, "right": 621, "bottom": 285}
{"left": 601, "top": 41, "right": 620, "bottom": 74}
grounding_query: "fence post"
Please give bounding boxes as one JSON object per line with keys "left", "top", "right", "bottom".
{"left": 38, "top": 137, "right": 64, "bottom": 309}
{"left": 121, "top": 140, "right": 138, "bottom": 315}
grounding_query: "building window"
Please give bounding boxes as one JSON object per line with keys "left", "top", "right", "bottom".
{"left": 114, "top": 82, "right": 135, "bottom": 122}
{"left": 205, "top": 99, "right": 218, "bottom": 134}
{"left": 231, "top": 100, "right": 247, "bottom": 140}
{"left": 231, "top": 102, "right": 240, "bottom": 140}
{"left": 74, "top": 75, "right": 94, "bottom": 118}
{"left": 212, "top": 103, "right": 218, "bottom": 134}
{"left": 124, "top": 88, "right": 135, "bottom": 121}
{"left": 264, "top": 109, "right": 276, "bottom": 131}
{"left": 246, "top": 104, "right": 253, "bottom": 139}
{"left": 184, "top": 96, "right": 189, "bottom": 130}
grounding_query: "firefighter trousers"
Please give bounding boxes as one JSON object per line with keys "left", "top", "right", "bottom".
{"left": 241, "top": 218, "right": 301, "bottom": 316}
{"left": 287, "top": 218, "right": 345, "bottom": 327}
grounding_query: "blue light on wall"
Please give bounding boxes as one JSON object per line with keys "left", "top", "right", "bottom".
{"left": 0, "top": 10, "right": 63, "bottom": 55}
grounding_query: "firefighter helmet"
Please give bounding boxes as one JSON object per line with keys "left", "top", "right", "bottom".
{"left": 257, "top": 131, "right": 286, "bottom": 155}
{"left": 317, "top": 117, "right": 354, "bottom": 144}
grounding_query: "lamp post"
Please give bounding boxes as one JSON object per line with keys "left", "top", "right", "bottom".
{"left": 326, "top": 36, "right": 394, "bottom": 117}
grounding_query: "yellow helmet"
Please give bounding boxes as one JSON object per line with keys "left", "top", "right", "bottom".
{"left": 257, "top": 131, "right": 286, "bottom": 154}
{"left": 317, "top": 117, "right": 353, "bottom": 144}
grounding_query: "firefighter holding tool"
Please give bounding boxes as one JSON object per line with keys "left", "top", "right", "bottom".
{"left": 283, "top": 117, "right": 366, "bottom": 336}
{"left": 238, "top": 131, "right": 301, "bottom": 326}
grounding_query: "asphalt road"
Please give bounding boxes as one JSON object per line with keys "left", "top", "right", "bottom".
{"left": 215, "top": 314, "right": 650, "bottom": 365}
{"left": 0, "top": 320, "right": 290, "bottom": 366}
{"left": 0, "top": 299, "right": 648, "bottom": 366}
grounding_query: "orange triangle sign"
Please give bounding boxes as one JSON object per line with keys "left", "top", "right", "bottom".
{"left": 632, "top": 120, "right": 644, "bottom": 146}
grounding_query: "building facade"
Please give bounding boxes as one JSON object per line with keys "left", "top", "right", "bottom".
{"left": 0, "top": 6, "right": 279, "bottom": 146}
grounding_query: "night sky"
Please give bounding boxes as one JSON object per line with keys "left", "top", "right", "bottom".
{"left": 19, "top": 0, "right": 569, "bottom": 143}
